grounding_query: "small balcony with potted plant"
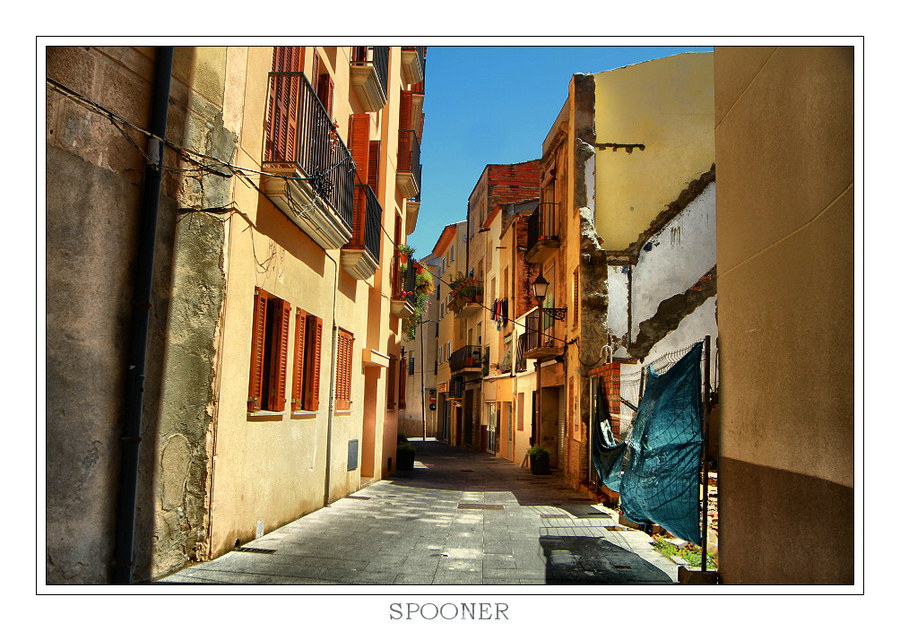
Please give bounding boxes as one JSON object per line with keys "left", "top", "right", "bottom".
{"left": 446, "top": 273, "right": 483, "bottom": 319}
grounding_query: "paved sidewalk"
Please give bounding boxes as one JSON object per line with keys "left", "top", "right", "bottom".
{"left": 159, "top": 440, "right": 678, "bottom": 585}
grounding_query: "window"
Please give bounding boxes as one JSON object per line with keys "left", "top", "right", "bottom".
{"left": 408, "top": 351, "right": 415, "bottom": 375}
{"left": 249, "top": 288, "right": 322, "bottom": 413}
{"left": 439, "top": 300, "right": 445, "bottom": 320}
{"left": 248, "top": 288, "right": 292, "bottom": 412}
{"left": 438, "top": 345, "right": 443, "bottom": 364}
{"left": 334, "top": 328, "right": 354, "bottom": 411}
{"left": 449, "top": 244, "right": 455, "bottom": 262}
{"left": 288, "top": 305, "right": 324, "bottom": 412}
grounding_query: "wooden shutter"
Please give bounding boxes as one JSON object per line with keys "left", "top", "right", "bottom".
{"left": 367, "top": 140, "right": 380, "bottom": 190}
{"left": 248, "top": 288, "right": 269, "bottom": 411}
{"left": 266, "top": 298, "right": 291, "bottom": 412}
{"left": 291, "top": 308, "right": 308, "bottom": 412}
{"left": 304, "top": 314, "right": 323, "bottom": 411}
{"left": 335, "top": 329, "right": 354, "bottom": 411}
{"left": 267, "top": 47, "right": 302, "bottom": 163}
{"left": 573, "top": 267, "right": 580, "bottom": 326}
{"left": 398, "top": 358, "right": 407, "bottom": 410}
{"left": 317, "top": 71, "right": 334, "bottom": 118}
{"left": 387, "top": 355, "right": 397, "bottom": 409}
{"left": 348, "top": 114, "right": 371, "bottom": 184}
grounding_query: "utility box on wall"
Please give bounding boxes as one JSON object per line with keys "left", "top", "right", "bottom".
{"left": 347, "top": 439, "right": 359, "bottom": 471}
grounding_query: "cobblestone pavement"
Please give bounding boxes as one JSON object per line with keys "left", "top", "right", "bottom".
{"left": 159, "top": 440, "right": 678, "bottom": 585}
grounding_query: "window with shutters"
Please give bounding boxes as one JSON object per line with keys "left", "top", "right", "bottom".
{"left": 248, "top": 288, "right": 293, "bottom": 413}
{"left": 335, "top": 328, "right": 354, "bottom": 411}
{"left": 289, "top": 307, "right": 323, "bottom": 413}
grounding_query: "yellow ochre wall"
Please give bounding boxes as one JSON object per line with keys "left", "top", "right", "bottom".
{"left": 593, "top": 53, "right": 715, "bottom": 251}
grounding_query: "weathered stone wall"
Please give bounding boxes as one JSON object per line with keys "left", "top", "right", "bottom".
{"left": 46, "top": 47, "right": 156, "bottom": 584}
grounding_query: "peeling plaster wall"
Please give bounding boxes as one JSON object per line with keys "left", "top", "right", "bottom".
{"left": 630, "top": 183, "right": 716, "bottom": 336}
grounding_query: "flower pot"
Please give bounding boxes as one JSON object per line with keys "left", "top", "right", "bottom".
{"left": 397, "top": 447, "right": 416, "bottom": 471}
{"left": 529, "top": 451, "right": 550, "bottom": 475}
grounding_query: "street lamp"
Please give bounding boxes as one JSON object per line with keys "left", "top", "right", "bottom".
{"left": 531, "top": 271, "right": 549, "bottom": 451}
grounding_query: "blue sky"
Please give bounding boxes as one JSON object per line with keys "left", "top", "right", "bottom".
{"left": 409, "top": 46, "right": 712, "bottom": 255}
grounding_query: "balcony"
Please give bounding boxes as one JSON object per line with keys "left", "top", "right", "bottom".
{"left": 400, "top": 46, "right": 425, "bottom": 85}
{"left": 524, "top": 202, "right": 561, "bottom": 263}
{"left": 521, "top": 308, "right": 566, "bottom": 360}
{"left": 340, "top": 184, "right": 382, "bottom": 280}
{"left": 405, "top": 192, "right": 420, "bottom": 235}
{"left": 449, "top": 345, "right": 482, "bottom": 374}
{"left": 349, "top": 46, "right": 389, "bottom": 112}
{"left": 396, "top": 129, "right": 422, "bottom": 199}
{"left": 390, "top": 254, "right": 416, "bottom": 318}
{"left": 262, "top": 71, "right": 355, "bottom": 251}
{"left": 515, "top": 336, "right": 528, "bottom": 373}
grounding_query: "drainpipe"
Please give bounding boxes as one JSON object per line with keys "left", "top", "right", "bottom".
{"left": 323, "top": 252, "right": 340, "bottom": 506}
{"left": 112, "top": 46, "right": 174, "bottom": 584}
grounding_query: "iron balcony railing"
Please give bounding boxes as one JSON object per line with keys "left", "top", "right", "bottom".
{"left": 391, "top": 254, "right": 417, "bottom": 303}
{"left": 398, "top": 129, "right": 422, "bottom": 194}
{"left": 263, "top": 71, "right": 355, "bottom": 229}
{"left": 522, "top": 308, "right": 567, "bottom": 354}
{"left": 449, "top": 345, "right": 482, "bottom": 372}
{"left": 347, "top": 184, "right": 382, "bottom": 261}
{"left": 525, "top": 201, "right": 561, "bottom": 253}
{"left": 350, "top": 46, "right": 389, "bottom": 99}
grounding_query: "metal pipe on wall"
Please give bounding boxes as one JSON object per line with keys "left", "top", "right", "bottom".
{"left": 113, "top": 46, "right": 174, "bottom": 585}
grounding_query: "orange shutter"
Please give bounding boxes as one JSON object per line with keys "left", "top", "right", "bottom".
{"left": 387, "top": 355, "right": 397, "bottom": 409}
{"left": 349, "top": 114, "right": 371, "bottom": 184}
{"left": 248, "top": 289, "right": 269, "bottom": 411}
{"left": 304, "top": 315, "right": 323, "bottom": 411}
{"left": 266, "top": 298, "right": 291, "bottom": 412}
{"left": 267, "top": 47, "right": 302, "bottom": 163}
{"left": 317, "top": 72, "right": 334, "bottom": 118}
{"left": 368, "top": 140, "right": 380, "bottom": 190}
{"left": 291, "top": 308, "right": 308, "bottom": 412}
{"left": 398, "top": 358, "right": 407, "bottom": 410}
{"left": 335, "top": 329, "right": 354, "bottom": 411}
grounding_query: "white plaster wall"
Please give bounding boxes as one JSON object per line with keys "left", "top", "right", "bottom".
{"left": 606, "top": 264, "right": 630, "bottom": 353}
{"left": 630, "top": 182, "right": 716, "bottom": 341}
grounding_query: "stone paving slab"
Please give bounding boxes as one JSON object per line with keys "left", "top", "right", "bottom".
{"left": 158, "top": 440, "right": 678, "bottom": 585}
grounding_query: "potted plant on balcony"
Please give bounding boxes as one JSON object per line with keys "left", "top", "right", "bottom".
{"left": 526, "top": 445, "right": 551, "bottom": 475}
{"left": 396, "top": 243, "right": 415, "bottom": 263}
{"left": 447, "top": 273, "right": 482, "bottom": 314}
{"left": 402, "top": 265, "right": 434, "bottom": 342}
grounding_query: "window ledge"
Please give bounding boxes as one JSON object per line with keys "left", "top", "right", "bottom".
{"left": 290, "top": 411, "right": 318, "bottom": 420}
{"left": 334, "top": 410, "right": 353, "bottom": 417}
{"left": 247, "top": 410, "right": 285, "bottom": 421}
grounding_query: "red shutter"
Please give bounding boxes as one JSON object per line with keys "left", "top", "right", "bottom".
{"left": 318, "top": 73, "right": 335, "bottom": 118}
{"left": 368, "top": 140, "right": 380, "bottom": 190}
{"left": 398, "top": 358, "right": 407, "bottom": 410}
{"left": 349, "top": 114, "right": 371, "bottom": 184}
{"left": 335, "top": 329, "right": 354, "bottom": 411}
{"left": 267, "top": 47, "right": 302, "bottom": 163}
{"left": 304, "top": 315, "right": 323, "bottom": 411}
{"left": 291, "top": 308, "right": 308, "bottom": 412}
{"left": 266, "top": 299, "right": 291, "bottom": 412}
{"left": 248, "top": 289, "right": 268, "bottom": 411}
{"left": 387, "top": 355, "right": 397, "bottom": 409}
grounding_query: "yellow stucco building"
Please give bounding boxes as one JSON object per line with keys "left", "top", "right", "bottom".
{"left": 46, "top": 44, "right": 428, "bottom": 582}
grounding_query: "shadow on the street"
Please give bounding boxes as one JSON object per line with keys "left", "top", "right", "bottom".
{"left": 387, "top": 440, "right": 609, "bottom": 515}
{"left": 540, "top": 536, "right": 674, "bottom": 584}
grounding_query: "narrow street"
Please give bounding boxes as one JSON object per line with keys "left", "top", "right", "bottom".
{"left": 160, "top": 440, "right": 678, "bottom": 585}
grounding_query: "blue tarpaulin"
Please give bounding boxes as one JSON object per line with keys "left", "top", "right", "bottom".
{"left": 619, "top": 343, "right": 703, "bottom": 544}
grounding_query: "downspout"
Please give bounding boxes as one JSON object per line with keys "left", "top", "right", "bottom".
{"left": 112, "top": 46, "right": 174, "bottom": 584}
{"left": 323, "top": 251, "right": 340, "bottom": 506}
